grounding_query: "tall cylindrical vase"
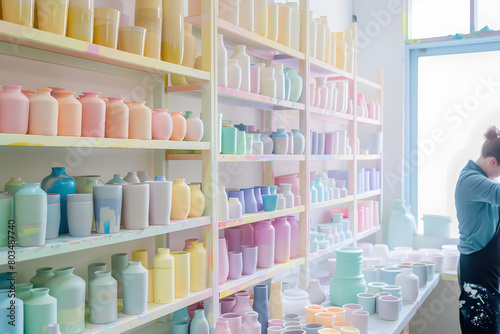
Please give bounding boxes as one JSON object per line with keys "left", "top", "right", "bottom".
{"left": 122, "top": 183, "right": 149, "bottom": 229}
{"left": 161, "top": 0, "right": 183, "bottom": 64}
{"left": 188, "top": 242, "right": 207, "bottom": 292}
{"left": 188, "top": 183, "right": 205, "bottom": 218}
{"left": 153, "top": 248, "right": 175, "bottom": 304}
{"left": 146, "top": 180, "right": 172, "bottom": 225}
{"left": 111, "top": 253, "right": 128, "bottom": 298}
{"left": 268, "top": 281, "right": 283, "bottom": 320}
{"left": 172, "top": 251, "right": 190, "bottom": 298}
{"left": 135, "top": 0, "right": 162, "bottom": 59}
{"left": 122, "top": 261, "right": 148, "bottom": 315}
{"left": 89, "top": 271, "right": 117, "bottom": 324}
{"left": 273, "top": 217, "right": 291, "bottom": 263}
{"left": 28, "top": 87, "right": 58, "bottom": 136}
{"left": 225, "top": 227, "right": 243, "bottom": 252}
{"left": 253, "top": 285, "right": 270, "bottom": 334}
{"left": 93, "top": 185, "right": 122, "bottom": 234}
{"left": 80, "top": 91, "right": 106, "bottom": 137}
{"left": 254, "top": 220, "right": 275, "bottom": 268}
{"left": 254, "top": 0, "right": 267, "bottom": 37}
{"left": 219, "top": 237, "right": 230, "bottom": 284}
{"left": 15, "top": 183, "right": 47, "bottom": 246}
{"left": 45, "top": 267, "right": 86, "bottom": 334}
{"left": 67, "top": 0, "right": 94, "bottom": 42}
{"left": 129, "top": 101, "right": 152, "bottom": 140}
{"left": 0, "top": 85, "right": 29, "bottom": 134}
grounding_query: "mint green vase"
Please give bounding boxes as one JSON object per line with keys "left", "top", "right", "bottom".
{"left": 15, "top": 183, "right": 47, "bottom": 246}
{"left": 30, "top": 267, "right": 55, "bottom": 288}
{"left": 15, "top": 283, "right": 33, "bottom": 301}
{"left": 0, "top": 192, "right": 13, "bottom": 247}
{"left": 24, "top": 288, "right": 57, "bottom": 334}
{"left": 89, "top": 270, "right": 117, "bottom": 324}
{"left": 330, "top": 247, "right": 366, "bottom": 306}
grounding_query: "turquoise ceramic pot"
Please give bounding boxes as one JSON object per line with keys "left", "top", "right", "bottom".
{"left": 45, "top": 267, "right": 86, "bottom": 334}
{"left": 30, "top": 267, "right": 55, "bottom": 288}
{"left": 0, "top": 289, "right": 23, "bottom": 334}
{"left": 170, "top": 320, "right": 190, "bottom": 334}
{"left": 15, "top": 183, "right": 47, "bottom": 246}
{"left": 262, "top": 195, "right": 278, "bottom": 211}
{"left": 190, "top": 309, "right": 209, "bottom": 334}
{"left": 24, "top": 288, "right": 57, "bottom": 334}
{"left": 284, "top": 68, "right": 303, "bottom": 102}
{"left": 122, "top": 261, "right": 148, "bottom": 315}
{"left": 89, "top": 270, "right": 117, "bottom": 324}
{"left": 330, "top": 248, "right": 366, "bottom": 306}
{"left": 0, "top": 192, "right": 13, "bottom": 247}
{"left": 172, "top": 307, "right": 190, "bottom": 322}
{"left": 41, "top": 167, "right": 76, "bottom": 234}
{"left": 221, "top": 127, "right": 237, "bottom": 154}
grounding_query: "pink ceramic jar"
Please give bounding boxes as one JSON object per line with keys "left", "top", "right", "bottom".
{"left": 273, "top": 217, "right": 291, "bottom": 263}
{"left": 129, "top": 101, "right": 152, "bottom": 140}
{"left": 185, "top": 114, "right": 204, "bottom": 141}
{"left": 152, "top": 109, "right": 173, "bottom": 140}
{"left": 254, "top": 220, "right": 275, "bottom": 269}
{"left": 170, "top": 111, "right": 187, "bottom": 141}
{"left": 105, "top": 97, "right": 129, "bottom": 139}
{"left": 57, "top": 92, "right": 82, "bottom": 137}
{"left": 28, "top": 88, "right": 59, "bottom": 136}
{"left": 80, "top": 92, "right": 106, "bottom": 137}
{"left": 0, "top": 85, "right": 29, "bottom": 134}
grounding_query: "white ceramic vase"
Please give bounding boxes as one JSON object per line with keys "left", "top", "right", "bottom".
{"left": 306, "top": 279, "right": 326, "bottom": 304}
{"left": 230, "top": 45, "right": 251, "bottom": 92}
{"left": 145, "top": 180, "right": 172, "bottom": 225}
{"left": 227, "top": 59, "right": 242, "bottom": 90}
{"left": 122, "top": 183, "right": 149, "bottom": 230}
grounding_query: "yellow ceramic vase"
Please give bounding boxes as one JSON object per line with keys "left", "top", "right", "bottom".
{"left": 161, "top": 0, "right": 184, "bottom": 64}
{"left": 67, "top": 0, "right": 93, "bottom": 42}
{"left": 132, "top": 248, "right": 153, "bottom": 302}
{"left": 36, "top": 0, "right": 69, "bottom": 35}
{"left": 2, "top": 0, "right": 34, "bottom": 27}
{"left": 269, "top": 281, "right": 284, "bottom": 320}
{"left": 93, "top": 7, "right": 120, "bottom": 49}
{"left": 188, "top": 183, "right": 205, "bottom": 218}
{"left": 153, "top": 248, "right": 174, "bottom": 304}
{"left": 172, "top": 251, "right": 190, "bottom": 298}
{"left": 335, "top": 31, "right": 346, "bottom": 70}
{"left": 134, "top": 0, "right": 162, "bottom": 59}
{"left": 187, "top": 242, "right": 206, "bottom": 292}
{"left": 118, "top": 26, "right": 146, "bottom": 55}
{"left": 171, "top": 178, "right": 190, "bottom": 220}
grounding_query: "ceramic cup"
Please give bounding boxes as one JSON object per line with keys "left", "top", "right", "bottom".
{"left": 93, "top": 185, "right": 122, "bottom": 234}
{"left": 380, "top": 267, "right": 402, "bottom": 285}
{"left": 122, "top": 183, "right": 149, "bottom": 230}
{"left": 361, "top": 268, "right": 377, "bottom": 283}
{"left": 375, "top": 292, "right": 391, "bottom": 313}
{"left": 324, "top": 306, "right": 345, "bottom": 321}
{"left": 228, "top": 251, "right": 243, "bottom": 279}
{"left": 411, "top": 263, "right": 428, "bottom": 287}
{"left": 367, "top": 282, "right": 387, "bottom": 294}
{"left": 284, "top": 321, "right": 302, "bottom": 327}
{"left": 378, "top": 295, "right": 401, "bottom": 321}
{"left": 305, "top": 304, "right": 325, "bottom": 323}
{"left": 67, "top": 194, "right": 93, "bottom": 237}
{"left": 350, "top": 310, "right": 369, "bottom": 334}
{"left": 241, "top": 245, "right": 258, "bottom": 275}
{"left": 427, "top": 253, "right": 444, "bottom": 272}
{"left": 422, "top": 262, "right": 435, "bottom": 281}
{"left": 94, "top": 7, "right": 120, "bottom": 48}
{"left": 46, "top": 193, "right": 61, "bottom": 239}
{"left": 268, "top": 327, "right": 285, "bottom": 334}
{"left": 443, "top": 252, "right": 459, "bottom": 271}
{"left": 118, "top": 26, "right": 146, "bottom": 55}
{"left": 315, "top": 312, "right": 336, "bottom": 328}
{"left": 268, "top": 319, "right": 285, "bottom": 327}
{"left": 373, "top": 265, "right": 386, "bottom": 282}
{"left": 332, "top": 321, "right": 353, "bottom": 331}
{"left": 283, "top": 314, "right": 301, "bottom": 322}
{"left": 342, "top": 304, "right": 363, "bottom": 323}
{"left": 303, "top": 323, "right": 325, "bottom": 333}
{"left": 262, "top": 194, "right": 278, "bottom": 211}
{"left": 356, "top": 293, "right": 376, "bottom": 314}
{"left": 221, "top": 313, "right": 242, "bottom": 334}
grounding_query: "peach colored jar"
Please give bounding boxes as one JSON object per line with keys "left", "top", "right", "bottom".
{"left": 57, "top": 92, "right": 82, "bottom": 136}
{"left": 170, "top": 111, "right": 186, "bottom": 141}
{"left": 28, "top": 87, "right": 58, "bottom": 136}
{"left": 80, "top": 91, "right": 105, "bottom": 137}
{"left": 0, "top": 85, "right": 29, "bottom": 134}
{"left": 105, "top": 97, "right": 129, "bottom": 139}
{"left": 151, "top": 109, "right": 172, "bottom": 140}
{"left": 129, "top": 101, "right": 152, "bottom": 140}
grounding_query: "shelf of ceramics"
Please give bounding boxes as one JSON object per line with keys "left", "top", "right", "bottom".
{"left": 0, "top": 217, "right": 211, "bottom": 265}
{"left": 0, "top": 134, "right": 210, "bottom": 150}
{"left": 357, "top": 190, "right": 382, "bottom": 200}
{"left": 309, "top": 237, "right": 354, "bottom": 261}
{"left": 357, "top": 117, "right": 382, "bottom": 126}
{"left": 310, "top": 196, "right": 354, "bottom": 210}
{"left": 185, "top": 16, "right": 305, "bottom": 60}
{"left": 84, "top": 288, "right": 213, "bottom": 333}
{"left": 355, "top": 225, "right": 381, "bottom": 241}
{"left": 166, "top": 84, "right": 306, "bottom": 111}
{"left": 357, "top": 154, "right": 382, "bottom": 161}
{"left": 309, "top": 107, "right": 354, "bottom": 122}
{"left": 357, "top": 76, "right": 383, "bottom": 90}
{"left": 309, "top": 57, "right": 354, "bottom": 79}
{"left": 218, "top": 206, "right": 306, "bottom": 229}
{"left": 366, "top": 274, "right": 440, "bottom": 334}
{"left": 219, "top": 154, "right": 306, "bottom": 162}
{"left": 0, "top": 21, "right": 210, "bottom": 80}
{"left": 310, "top": 155, "right": 354, "bottom": 161}
{"left": 219, "top": 257, "right": 306, "bottom": 299}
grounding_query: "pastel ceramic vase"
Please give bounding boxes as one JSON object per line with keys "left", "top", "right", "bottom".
{"left": 15, "top": 283, "right": 33, "bottom": 301}
{"left": 277, "top": 4, "right": 291, "bottom": 46}
{"left": 0, "top": 85, "right": 29, "bottom": 134}
{"left": 45, "top": 267, "right": 86, "bottom": 333}
{"left": 107, "top": 174, "right": 126, "bottom": 184}
{"left": 228, "top": 198, "right": 243, "bottom": 219}
{"left": 273, "top": 217, "right": 291, "bottom": 263}
{"left": 36, "top": 0, "right": 69, "bottom": 35}
{"left": 227, "top": 59, "right": 242, "bottom": 90}
{"left": 146, "top": 180, "right": 172, "bottom": 225}
{"left": 214, "top": 318, "right": 231, "bottom": 334}
{"left": 67, "top": 193, "right": 93, "bottom": 237}
{"left": 219, "top": 237, "right": 230, "bottom": 284}
{"left": 271, "top": 63, "right": 285, "bottom": 100}
{"left": 187, "top": 242, "right": 207, "bottom": 292}
{"left": 152, "top": 109, "right": 173, "bottom": 140}
{"left": 239, "top": 0, "right": 253, "bottom": 31}
{"left": 219, "top": 0, "right": 238, "bottom": 25}
{"left": 135, "top": 0, "right": 162, "bottom": 59}
{"left": 105, "top": 97, "right": 129, "bottom": 139}
{"left": 254, "top": 0, "right": 267, "bottom": 37}
{"left": 225, "top": 227, "right": 242, "bottom": 252}
{"left": 80, "top": 92, "right": 105, "bottom": 137}
{"left": 231, "top": 292, "right": 254, "bottom": 321}
{"left": 190, "top": 309, "right": 210, "bottom": 334}
{"left": 122, "top": 183, "right": 149, "bottom": 229}
{"left": 93, "top": 185, "right": 122, "bottom": 234}
{"left": 0, "top": 192, "right": 13, "bottom": 247}
{"left": 186, "top": 114, "right": 204, "bottom": 142}
{"left": 272, "top": 129, "right": 288, "bottom": 154}
{"left": 281, "top": 288, "right": 310, "bottom": 316}
{"left": 154, "top": 248, "right": 174, "bottom": 304}
{"left": 279, "top": 183, "right": 294, "bottom": 209}
{"left": 4, "top": 177, "right": 23, "bottom": 197}
{"left": 129, "top": 101, "right": 152, "bottom": 140}
{"left": 269, "top": 281, "right": 284, "bottom": 320}
{"left": 15, "top": 183, "right": 47, "bottom": 246}
{"left": 89, "top": 271, "right": 117, "bottom": 324}
{"left": 172, "top": 251, "right": 190, "bottom": 298}
{"left": 171, "top": 178, "right": 190, "bottom": 220}
{"left": 242, "top": 311, "right": 262, "bottom": 334}
{"left": 260, "top": 67, "right": 276, "bottom": 98}
{"left": 41, "top": 167, "right": 76, "bottom": 235}
{"left": 111, "top": 253, "right": 128, "bottom": 298}
{"left": 161, "top": 0, "right": 183, "bottom": 64}
{"left": 0, "top": 290, "right": 23, "bottom": 334}
{"left": 218, "top": 186, "right": 230, "bottom": 221}
{"left": 267, "top": 2, "right": 278, "bottom": 41}
{"left": 231, "top": 45, "right": 251, "bottom": 92}
{"left": 171, "top": 111, "right": 187, "bottom": 141}
{"left": 30, "top": 267, "right": 55, "bottom": 288}
{"left": 28, "top": 87, "right": 58, "bottom": 136}
{"left": 395, "top": 268, "right": 419, "bottom": 303}
{"left": 330, "top": 248, "right": 367, "bottom": 306}
{"left": 1, "top": 0, "right": 34, "bottom": 27}
{"left": 67, "top": 0, "right": 93, "bottom": 42}
{"left": 253, "top": 284, "right": 270, "bottom": 334}
{"left": 254, "top": 220, "right": 275, "bottom": 268}
{"left": 306, "top": 279, "right": 326, "bottom": 305}
{"left": 287, "top": 216, "right": 299, "bottom": 259}
{"left": 222, "top": 313, "right": 242, "bottom": 334}
{"left": 285, "top": 69, "right": 303, "bottom": 103}
{"left": 122, "top": 261, "right": 148, "bottom": 314}
{"left": 24, "top": 287, "right": 57, "bottom": 333}
{"left": 241, "top": 245, "right": 258, "bottom": 275}
{"left": 286, "top": 1, "right": 300, "bottom": 50}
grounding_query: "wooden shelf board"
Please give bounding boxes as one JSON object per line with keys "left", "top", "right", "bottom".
{"left": 310, "top": 196, "right": 354, "bottom": 210}
{"left": 219, "top": 206, "right": 305, "bottom": 229}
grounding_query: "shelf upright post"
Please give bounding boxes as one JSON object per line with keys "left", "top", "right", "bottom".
{"left": 376, "top": 67, "right": 384, "bottom": 243}
{"left": 201, "top": 0, "right": 219, "bottom": 327}
{"left": 349, "top": 22, "right": 359, "bottom": 246}
{"left": 298, "top": 0, "right": 311, "bottom": 290}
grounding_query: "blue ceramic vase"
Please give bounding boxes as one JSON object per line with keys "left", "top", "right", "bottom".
{"left": 0, "top": 289, "right": 23, "bottom": 334}
{"left": 122, "top": 261, "right": 148, "bottom": 315}
{"left": 330, "top": 248, "right": 366, "bottom": 306}
{"left": 253, "top": 187, "right": 263, "bottom": 212}
{"left": 189, "top": 309, "right": 209, "bottom": 334}
{"left": 252, "top": 285, "right": 269, "bottom": 334}
{"left": 41, "top": 167, "right": 76, "bottom": 234}
{"left": 242, "top": 188, "right": 257, "bottom": 214}
{"left": 24, "top": 288, "right": 57, "bottom": 334}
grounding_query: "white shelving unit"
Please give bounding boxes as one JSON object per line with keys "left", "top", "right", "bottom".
{"left": 0, "top": 0, "right": 387, "bottom": 332}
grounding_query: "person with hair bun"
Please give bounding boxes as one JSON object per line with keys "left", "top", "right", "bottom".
{"left": 456, "top": 125, "right": 500, "bottom": 333}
